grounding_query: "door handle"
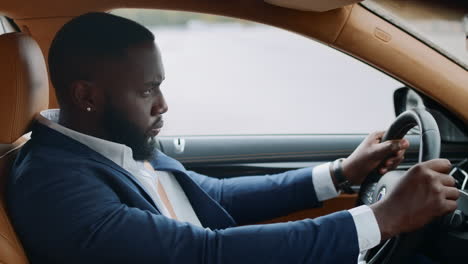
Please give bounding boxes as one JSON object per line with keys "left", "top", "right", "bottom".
{"left": 173, "top": 138, "right": 186, "bottom": 154}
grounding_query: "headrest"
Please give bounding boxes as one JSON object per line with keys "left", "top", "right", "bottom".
{"left": 0, "top": 33, "right": 49, "bottom": 144}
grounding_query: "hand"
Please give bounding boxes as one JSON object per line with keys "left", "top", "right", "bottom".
{"left": 370, "top": 159, "right": 459, "bottom": 240}
{"left": 341, "top": 131, "right": 410, "bottom": 185}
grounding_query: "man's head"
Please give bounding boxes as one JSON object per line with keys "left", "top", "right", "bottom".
{"left": 49, "top": 12, "right": 167, "bottom": 161}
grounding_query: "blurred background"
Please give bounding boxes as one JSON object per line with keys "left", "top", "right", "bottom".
{"left": 113, "top": 2, "right": 466, "bottom": 136}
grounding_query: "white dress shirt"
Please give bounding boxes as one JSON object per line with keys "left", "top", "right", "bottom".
{"left": 313, "top": 163, "right": 381, "bottom": 253}
{"left": 37, "top": 109, "right": 380, "bottom": 259}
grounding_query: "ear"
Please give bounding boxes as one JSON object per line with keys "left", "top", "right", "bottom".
{"left": 69, "top": 80, "right": 99, "bottom": 112}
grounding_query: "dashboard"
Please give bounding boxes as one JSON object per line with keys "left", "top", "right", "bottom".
{"left": 434, "top": 159, "right": 468, "bottom": 262}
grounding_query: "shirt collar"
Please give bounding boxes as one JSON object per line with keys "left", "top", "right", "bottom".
{"left": 37, "top": 109, "right": 134, "bottom": 169}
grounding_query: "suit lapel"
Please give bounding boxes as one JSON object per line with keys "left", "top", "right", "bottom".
{"left": 83, "top": 143, "right": 237, "bottom": 229}
{"left": 89, "top": 155, "right": 161, "bottom": 214}
{"left": 151, "top": 152, "right": 237, "bottom": 229}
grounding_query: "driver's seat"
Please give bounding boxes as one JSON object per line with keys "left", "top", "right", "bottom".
{"left": 0, "top": 32, "right": 49, "bottom": 263}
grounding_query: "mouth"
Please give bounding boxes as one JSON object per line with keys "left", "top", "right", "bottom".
{"left": 148, "top": 117, "right": 164, "bottom": 137}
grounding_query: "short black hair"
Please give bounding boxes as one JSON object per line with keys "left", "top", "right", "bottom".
{"left": 48, "top": 12, "right": 155, "bottom": 106}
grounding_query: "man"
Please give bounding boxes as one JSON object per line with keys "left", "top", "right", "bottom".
{"left": 7, "top": 13, "right": 458, "bottom": 263}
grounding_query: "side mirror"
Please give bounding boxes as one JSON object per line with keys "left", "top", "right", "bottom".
{"left": 393, "top": 87, "right": 468, "bottom": 142}
{"left": 393, "top": 87, "right": 425, "bottom": 116}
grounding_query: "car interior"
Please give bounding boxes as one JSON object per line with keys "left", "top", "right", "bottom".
{"left": 0, "top": 0, "right": 467, "bottom": 263}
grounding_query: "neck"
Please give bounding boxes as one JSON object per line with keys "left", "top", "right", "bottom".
{"left": 58, "top": 110, "right": 109, "bottom": 141}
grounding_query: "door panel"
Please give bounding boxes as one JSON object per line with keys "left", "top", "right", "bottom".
{"left": 258, "top": 194, "right": 358, "bottom": 225}
{"left": 159, "top": 134, "right": 421, "bottom": 178}
{"left": 157, "top": 134, "right": 468, "bottom": 222}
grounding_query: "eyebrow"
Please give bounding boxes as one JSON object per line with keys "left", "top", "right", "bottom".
{"left": 144, "top": 80, "right": 163, "bottom": 87}
{"left": 144, "top": 75, "right": 165, "bottom": 86}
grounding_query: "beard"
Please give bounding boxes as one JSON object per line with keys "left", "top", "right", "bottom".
{"left": 102, "top": 103, "right": 157, "bottom": 161}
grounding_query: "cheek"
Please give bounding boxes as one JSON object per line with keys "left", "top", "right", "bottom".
{"left": 125, "top": 97, "right": 154, "bottom": 130}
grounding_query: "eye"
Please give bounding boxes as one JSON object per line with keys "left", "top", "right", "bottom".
{"left": 142, "top": 87, "right": 153, "bottom": 97}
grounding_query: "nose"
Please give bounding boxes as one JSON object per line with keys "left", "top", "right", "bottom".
{"left": 151, "top": 93, "right": 168, "bottom": 116}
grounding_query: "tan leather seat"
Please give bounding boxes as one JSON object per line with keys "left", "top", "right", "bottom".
{"left": 0, "top": 32, "right": 49, "bottom": 263}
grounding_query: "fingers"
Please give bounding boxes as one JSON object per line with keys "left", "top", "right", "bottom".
{"left": 384, "top": 139, "right": 410, "bottom": 152}
{"left": 368, "top": 131, "right": 410, "bottom": 151}
{"left": 444, "top": 187, "right": 460, "bottom": 200}
{"left": 374, "top": 138, "right": 410, "bottom": 161}
{"left": 438, "top": 174, "right": 458, "bottom": 200}
{"left": 381, "top": 140, "right": 400, "bottom": 153}
{"left": 379, "top": 148, "right": 406, "bottom": 174}
{"left": 439, "top": 173, "right": 456, "bottom": 187}
{"left": 363, "top": 131, "right": 385, "bottom": 146}
{"left": 433, "top": 172, "right": 459, "bottom": 212}
{"left": 422, "top": 159, "right": 452, "bottom": 174}
{"left": 435, "top": 177, "right": 459, "bottom": 214}
{"left": 370, "top": 131, "right": 385, "bottom": 142}
{"left": 444, "top": 200, "right": 458, "bottom": 212}
{"left": 387, "top": 152, "right": 404, "bottom": 166}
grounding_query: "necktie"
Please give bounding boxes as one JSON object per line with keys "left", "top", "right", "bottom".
{"left": 144, "top": 161, "right": 178, "bottom": 220}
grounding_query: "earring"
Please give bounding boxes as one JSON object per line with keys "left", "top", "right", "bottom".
{"left": 86, "top": 107, "right": 91, "bottom": 112}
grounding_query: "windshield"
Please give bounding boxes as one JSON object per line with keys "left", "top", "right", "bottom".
{"left": 362, "top": 0, "right": 468, "bottom": 70}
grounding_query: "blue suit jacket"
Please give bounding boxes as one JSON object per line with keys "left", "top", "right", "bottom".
{"left": 7, "top": 123, "right": 359, "bottom": 263}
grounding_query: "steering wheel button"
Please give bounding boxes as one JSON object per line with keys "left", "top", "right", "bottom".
{"left": 449, "top": 210, "right": 465, "bottom": 229}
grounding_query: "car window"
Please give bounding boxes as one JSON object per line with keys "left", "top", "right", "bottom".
{"left": 112, "top": 9, "right": 403, "bottom": 136}
{"left": 0, "top": 17, "right": 5, "bottom": 35}
{"left": 0, "top": 17, "right": 16, "bottom": 34}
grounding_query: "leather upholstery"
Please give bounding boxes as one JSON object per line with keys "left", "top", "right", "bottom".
{"left": 0, "top": 32, "right": 48, "bottom": 144}
{"left": 0, "top": 137, "right": 30, "bottom": 263}
{"left": 0, "top": 32, "right": 49, "bottom": 263}
{"left": 264, "top": 0, "right": 360, "bottom": 12}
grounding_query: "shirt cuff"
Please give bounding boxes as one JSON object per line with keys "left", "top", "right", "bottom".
{"left": 312, "top": 163, "right": 339, "bottom": 201}
{"left": 349, "top": 205, "right": 381, "bottom": 251}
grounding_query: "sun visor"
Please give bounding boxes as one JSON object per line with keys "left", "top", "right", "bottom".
{"left": 264, "top": 0, "right": 362, "bottom": 12}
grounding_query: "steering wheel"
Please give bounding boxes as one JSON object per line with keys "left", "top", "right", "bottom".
{"left": 357, "top": 108, "right": 441, "bottom": 264}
